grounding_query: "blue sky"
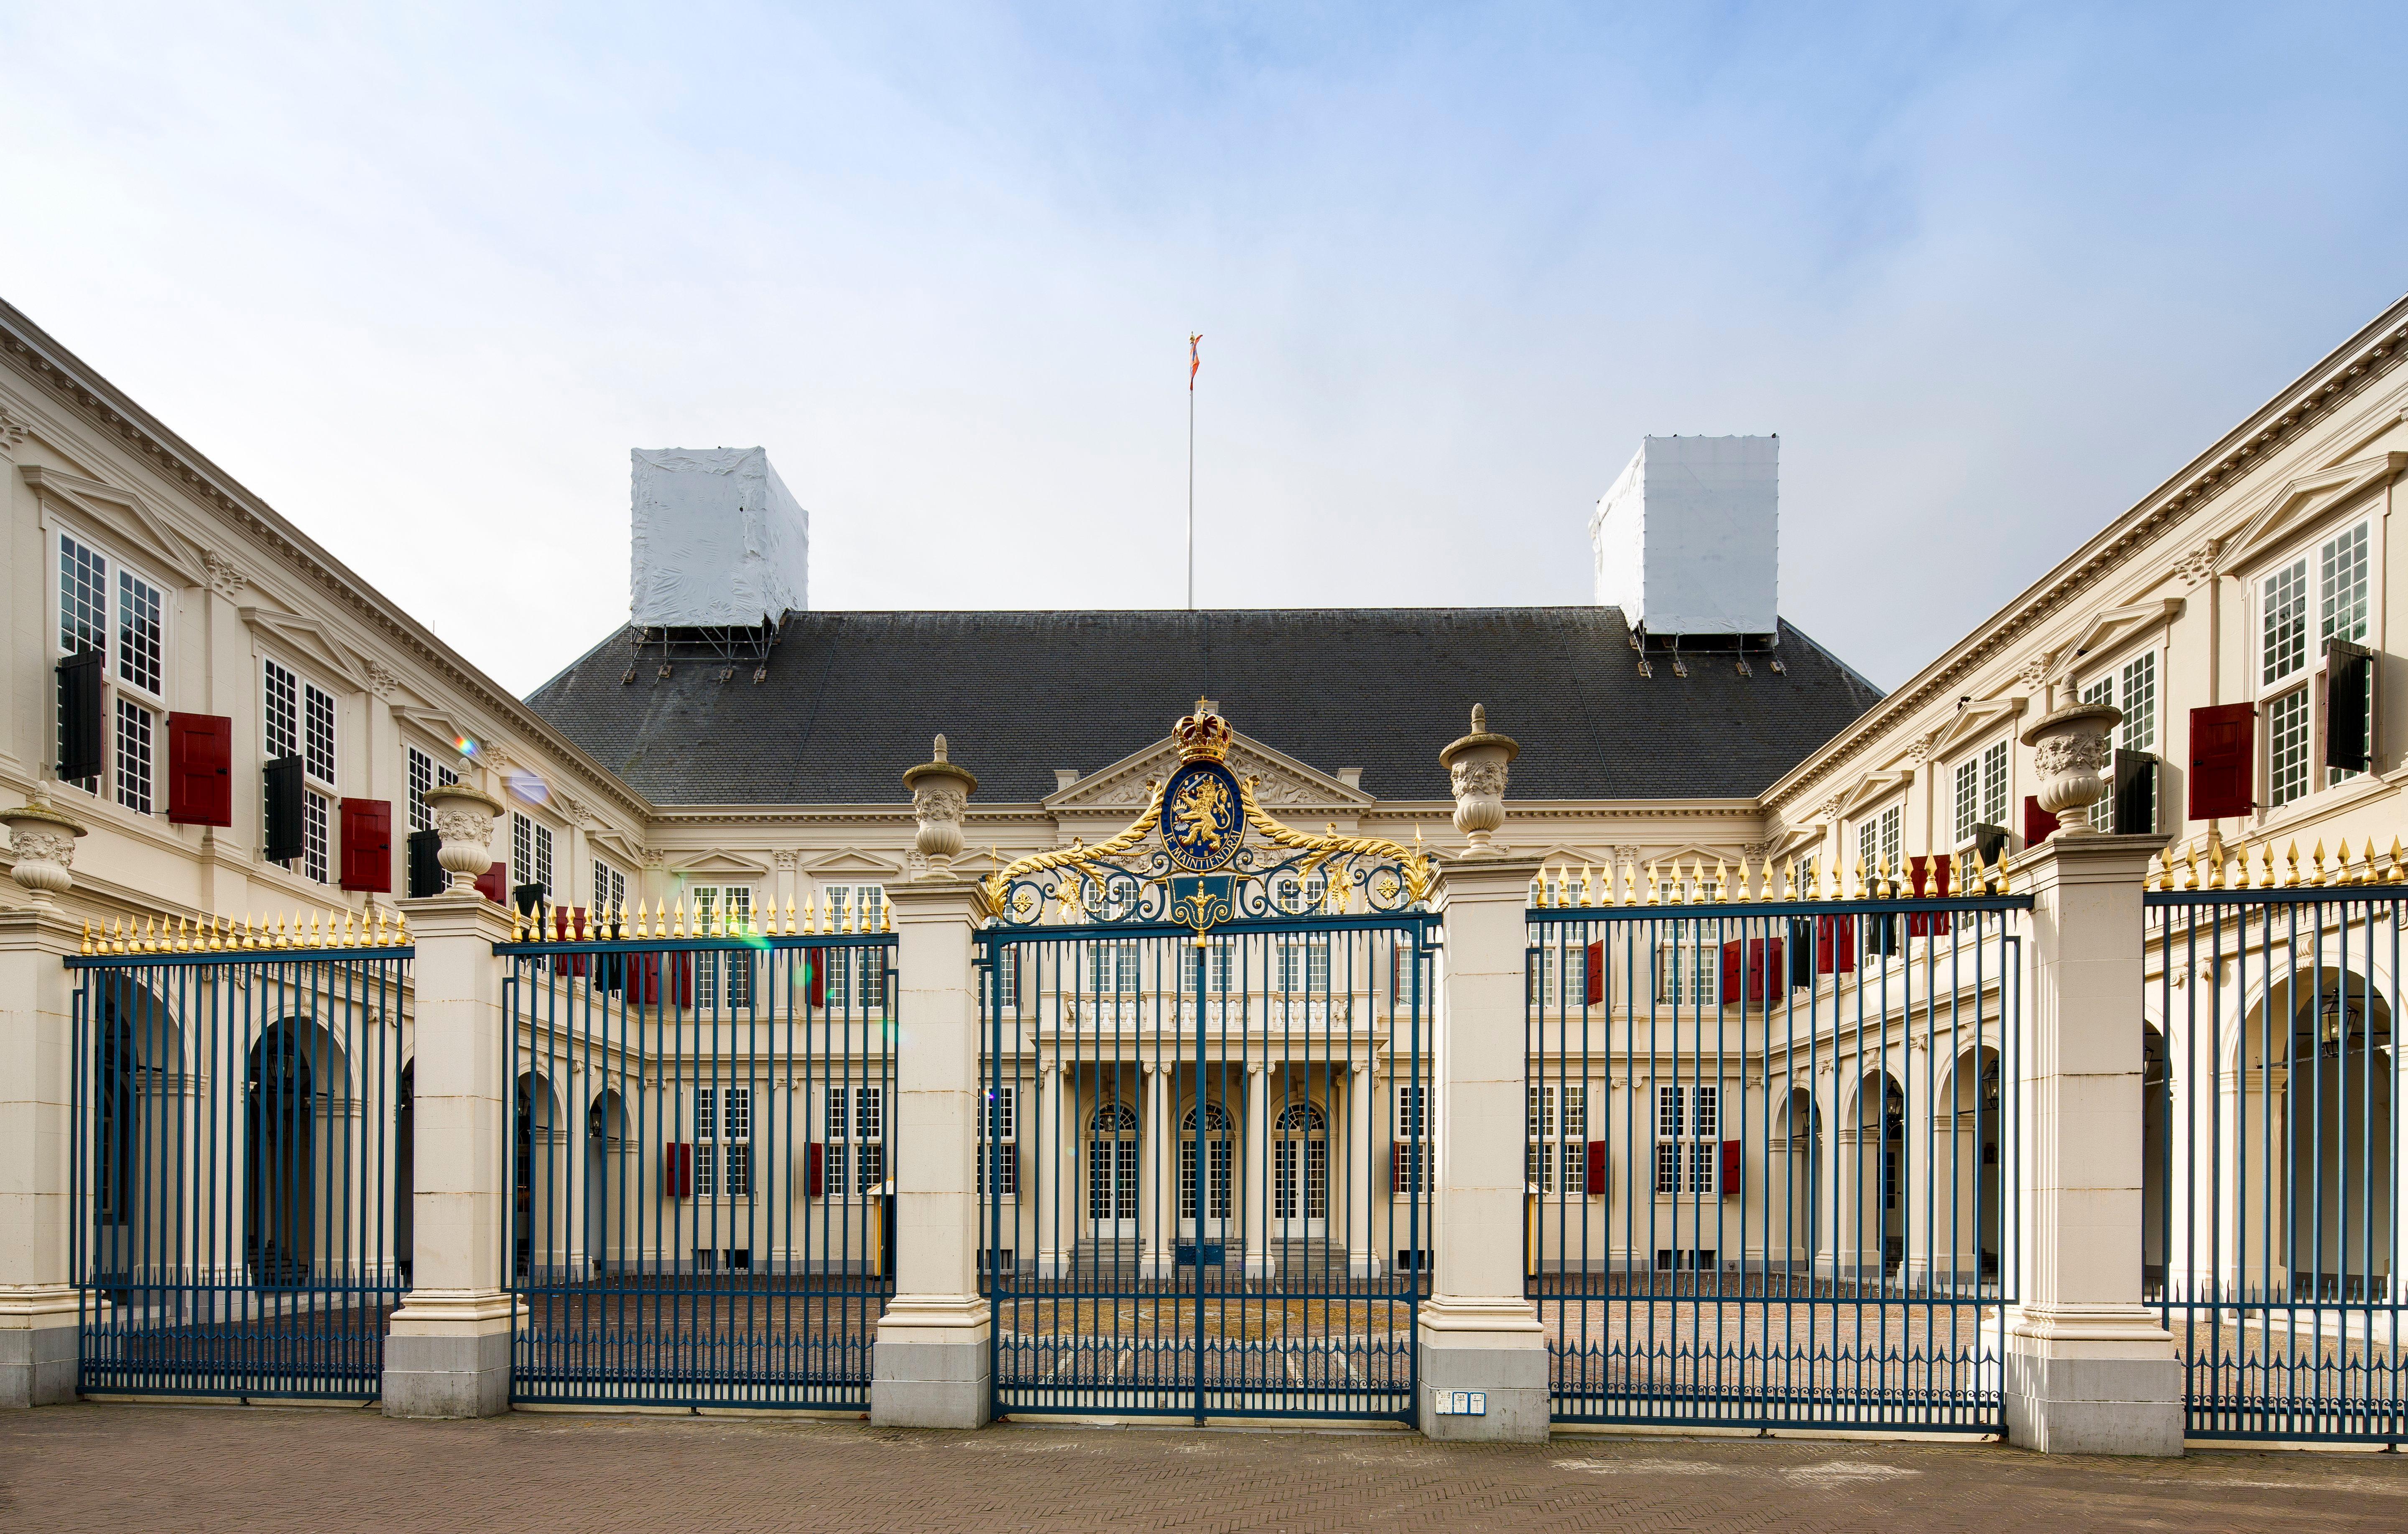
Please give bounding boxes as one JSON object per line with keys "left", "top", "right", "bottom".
{"left": 2, "top": 3, "right": 2403, "bottom": 694}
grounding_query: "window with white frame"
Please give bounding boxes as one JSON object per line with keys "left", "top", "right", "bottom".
{"left": 592, "top": 860, "right": 627, "bottom": 919}
{"left": 2268, "top": 685, "right": 2313, "bottom": 808}
{"left": 693, "top": 1085, "right": 752, "bottom": 1197}
{"left": 1528, "top": 1082, "right": 1587, "bottom": 1193}
{"left": 1086, "top": 937, "right": 1141, "bottom": 993}
{"left": 980, "top": 1085, "right": 1017, "bottom": 1196}
{"left": 56, "top": 532, "right": 169, "bottom": 807}
{"left": 406, "top": 745, "right": 458, "bottom": 833}
{"left": 1654, "top": 923, "right": 1718, "bottom": 1006}
{"left": 1654, "top": 1083, "right": 1718, "bottom": 1195}
{"left": 512, "top": 813, "right": 556, "bottom": 898}
{"left": 2324, "top": 522, "right": 2373, "bottom": 781}
{"left": 690, "top": 886, "right": 755, "bottom": 1009}
{"left": 2264, "top": 557, "right": 2310, "bottom": 686}
{"left": 1951, "top": 740, "right": 2008, "bottom": 847}
{"left": 829, "top": 1082, "right": 885, "bottom": 1195}
{"left": 1183, "top": 940, "right": 1234, "bottom": 995}
{"left": 2259, "top": 519, "right": 2375, "bottom": 802}
{"left": 1394, "top": 1083, "right": 1428, "bottom": 1194}
{"left": 822, "top": 886, "right": 888, "bottom": 1010}
{"left": 264, "top": 658, "right": 337, "bottom": 882}
{"left": 1273, "top": 875, "right": 1331, "bottom": 993}
{"left": 1858, "top": 801, "right": 1902, "bottom": 883}
{"left": 2083, "top": 651, "right": 2159, "bottom": 758}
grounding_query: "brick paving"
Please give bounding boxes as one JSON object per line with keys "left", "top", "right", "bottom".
{"left": 10, "top": 1406, "right": 2408, "bottom": 1533}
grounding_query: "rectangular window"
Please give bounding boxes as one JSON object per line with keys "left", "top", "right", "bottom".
{"left": 981, "top": 1085, "right": 1017, "bottom": 1196}
{"left": 303, "top": 684, "right": 336, "bottom": 786}
{"left": 512, "top": 813, "right": 556, "bottom": 898}
{"left": 2119, "top": 652, "right": 2157, "bottom": 756}
{"left": 2268, "top": 687, "right": 2311, "bottom": 808}
{"left": 1858, "top": 802, "right": 1902, "bottom": 882}
{"left": 823, "top": 886, "right": 888, "bottom": 1010}
{"left": 1654, "top": 926, "right": 1718, "bottom": 1005}
{"left": 1527, "top": 1083, "right": 1587, "bottom": 1194}
{"left": 829, "top": 1084, "right": 885, "bottom": 1196}
{"left": 407, "top": 746, "right": 459, "bottom": 833}
{"left": 59, "top": 535, "right": 107, "bottom": 658}
{"left": 694, "top": 1086, "right": 753, "bottom": 1199}
{"left": 263, "top": 659, "right": 300, "bottom": 764}
{"left": 1981, "top": 739, "right": 2009, "bottom": 829}
{"left": 593, "top": 860, "right": 627, "bottom": 918}
{"left": 2321, "top": 521, "right": 2371, "bottom": 647}
{"left": 692, "top": 886, "right": 755, "bottom": 1009}
{"left": 116, "top": 570, "right": 163, "bottom": 696}
{"left": 114, "top": 698, "right": 153, "bottom": 815}
{"left": 1653, "top": 1083, "right": 1718, "bottom": 1194}
{"left": 302, "top": 791, "right": 330, "bottom": 885}
{"left": 1952, "top": 756, "right": 1980, "bottom": 847}
{"left": 2263, "top": 557, "right": 2309, "bottom": 685}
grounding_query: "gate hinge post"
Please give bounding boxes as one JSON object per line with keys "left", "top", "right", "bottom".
{"left": 0, "top": 903, "right": 88, "bottom": 1407}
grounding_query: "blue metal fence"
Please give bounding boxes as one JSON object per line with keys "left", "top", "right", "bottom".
{"left": 1528, "top": 870, "right": 2026, "bottom": 1432}
{"left": 2148, "top": 882, "right": 2406, "bottom": 1443}
{"left": 502, "top": 911, "right": 896, "bottom": 1409}
{"left": 68, "top": 937, "right": 411, "bottom": 1400}
{"left": 979, "top": 911, "right": 1435, "bottom": 1422}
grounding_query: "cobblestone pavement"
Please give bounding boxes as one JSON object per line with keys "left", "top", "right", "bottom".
{"left": 9, "top": 1405, "right": 2408, "bottom": 1533}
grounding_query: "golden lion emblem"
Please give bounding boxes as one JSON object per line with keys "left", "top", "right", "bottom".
{"left": 1170, "top": 773, "right": 1235, "bottom": 855}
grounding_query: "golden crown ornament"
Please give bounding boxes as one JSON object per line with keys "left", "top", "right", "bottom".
{"left": 1173, "top": 699, "right": 1234, "bottom": 763}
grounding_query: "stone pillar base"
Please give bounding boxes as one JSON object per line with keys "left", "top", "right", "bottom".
{"left": 2004, "top": 1306, "right": 2183, "bottom": 1456}
{"left": 1417, "top": 1296, "right": 1550, "bottom": 1443}
{"left": 871, "top": 1297, "right": 991, "bottom": 1429}
{"left": 0, "top": 1286, "right": 79, "bottom": 1407}
{"left": 382, "top": 1291, "right": 515, "bottom": 1419}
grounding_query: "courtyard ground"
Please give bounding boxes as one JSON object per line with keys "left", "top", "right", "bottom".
{"left": 8, "top": 1404, "right": 2408, "bottom": 1532}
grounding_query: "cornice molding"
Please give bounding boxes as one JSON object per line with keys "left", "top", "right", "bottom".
{"left": 1765, "top": 296, "right": 2408, "bottom": 813}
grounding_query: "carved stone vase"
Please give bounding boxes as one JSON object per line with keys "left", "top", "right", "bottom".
{"left": 421, "top": 782, "right": 505, "bottom": 892}
{"left": 1439, "top": 704, "right": 1520, "bottom": 859}
{"left": 3, "top": 794, "right": 87, "bottom": 901}
{"left": 2020, "top": 702, "right": 2123, "bottom": 836}
{"left": 902, "top": 734, "right": 978, "bottom": 878}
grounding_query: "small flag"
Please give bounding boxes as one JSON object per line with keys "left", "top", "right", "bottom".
{"left": 1189, "top": 333, "right": 1202, "bottom": 390}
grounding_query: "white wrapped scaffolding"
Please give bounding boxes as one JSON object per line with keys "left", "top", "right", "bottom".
{"left": 630, "top": 447, "right": 809, "bottom": 628}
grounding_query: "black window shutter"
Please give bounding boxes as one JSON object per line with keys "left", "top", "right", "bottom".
{"left": 513, "top": 883, "right": 546, "bottom": 917}
{"left": 406, "top": 827, "right": 444, "bottom": 898}
{"left": 2324, "top": 639, "right": 2375, "bottom": 772}
{"left": 1786, "top": 919, "right": 1816, "bottom": 986}
{"left": 263, "top": 755, "right": 305, "bottom": 862}
{"left": 2112, "top": 752, "right": 2158, "bottom": 835}
{"left": 1970, "top": 824, "right": 2010, "bottom": 868}
{"left": 56, "top": 650, "right": 104, "bottom": 781}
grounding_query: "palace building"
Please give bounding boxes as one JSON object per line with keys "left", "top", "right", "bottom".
{"left": 4, "top": 288, "right": 2408, "bottom": 1450}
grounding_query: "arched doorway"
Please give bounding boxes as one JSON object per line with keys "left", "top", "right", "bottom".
{"left": 2286, "top": 974, "right": 2392, "bottom": 1300}
{"left": 1773, "top": 1087, "right": 1821, "bottom": 1271}
{"left": 2141, "top": 1027, "right": 2167, "bottom": 1296}
{"left": 94, "top": 976, "right": 182, "bottom": 1294}
{"left": 1179, "top": 1100, "right": 1232, "bottom": 1243}
{"left": 245, "top": 1025, "right": 318, "bottom": 1286}
{"left": 1087, "top": 1099, "right": 1139, "bottom": 1238}
{"left": 1273, "top": 1100, "right": 1327, "bottom": 1238}
{"left": 515, "top": 1073, "right": 561, "bottom": 1281}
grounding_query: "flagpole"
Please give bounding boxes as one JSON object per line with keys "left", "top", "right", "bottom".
{"left": 1187, "top": 333, "right": 1201, "bottom": 612}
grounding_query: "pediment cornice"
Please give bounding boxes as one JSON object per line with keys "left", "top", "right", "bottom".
{"left": 1046, "top": 731, "right": 1372, "bottom": 813}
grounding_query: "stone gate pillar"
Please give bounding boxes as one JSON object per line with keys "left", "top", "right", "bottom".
{"left": 1420, "top": 706, "right": 1549, "bottom": 1442}
{"left": 873, "top": 740, "right": 992, "bottom": 1428}
{"left": 2005, "top": 713, "right": 2179, "bottom": 1453}
{"left": 0, "top": 894, "right": 86, "bottom": 1408}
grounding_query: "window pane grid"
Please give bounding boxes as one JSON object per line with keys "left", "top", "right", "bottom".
{"left": 303, "top": 684, "right": 336, "bottom": 785}
{"left": 263, "top": 660, "right": 299, "bottom": 763}
{"left": 2321, "top": 522, "right": 2370, "bottom": 646}
{"left": 2268, "top": 686, "right": 2311, "bottom": 807}
{"left": 59, "top": 536, "right": 106, "bottom": 656}
{"left": 116, "top": 570, "right": 163, "bottom": 695}
{"left": 114, "top": 698, "right": 153, "bottom": 814}
{"left": 2263, "top": 558, "right": 2308, "bottom": 684}
{"left": 302, "top": 791, "right": 330, "bottom": 884}
{"left": 2120, "top": 652, "right": 2157, "bottom": 755}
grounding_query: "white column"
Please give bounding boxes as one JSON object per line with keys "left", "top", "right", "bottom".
{"left": 384, "top": 887, "right": 516, "bottom": 1417}
{"left": 0, "top": 903, "right": 83, "bottom": 1407}
{"left": 1347, "top": 1061, "right": 1374, "bottom": 1277}
{"left": 1242, "top": 1062, "right": 1269, "bottom": 1277}
{"left": 1036, "top": 1063, "right": 1066, "bottom": 1276}
{"left": 870, "top": 874, "right": 994, "bottom": 1429}
{"left": 1421, "top": 853, "right": 1550, "bottom": 1442}
{"left": 1142, "top": 1062, "right": 1169, "bottom": 1276}
{"left": 2006, "top": 831, "right": 2180, "bottom": 1455}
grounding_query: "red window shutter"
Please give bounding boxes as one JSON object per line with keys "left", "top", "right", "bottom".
{"left": 1906, "top": 855, "right": 1929, "bottom": 898}
{"left": 1757, "top": 937, "right": 1783, "bottom": 1003}
{"left": 1815, "top": 916, "right": 1836, "bottom": 975}
{"left": 474, "top": 859, "right": 509, "bottom": 905}
{"left": 338, "top": 798, "right": 393, "bottom": 892}
{"left": 806, "top": 949, "right": 826, "bottom": 1009}
{"left": 1583, "top": 941, "right": 1604, "bottom": 1006}
{"left": 631, "top": 953, "right": 660, "bottom": 1006}
{"left": 807, "top": 1143, "right": 824, "bottom": 1198}
{"left": 1719, "top": 941, "right": 1742, "bottom": 1005}
{"left": 663, "top": 1142, "right": 692, "bottom": 1198}
{"left": 671, "top": 952, "right": 694, "bottom": 1008}
{"left": 2188, "top": 702, "right": 2256, "bottom": 820}
{"left": 1719, "top": 1140, "right": 1741, "bottom": 1197}
{"left": 1391, "top": 1142, "right": 1405, "bottom": 1195}
{"left": 1584, "top": 1140, "right": 1607, "bottom": 1196}
{"left": 165, "top": 713, "right": 233, "bottom": 826}
{"left": 2023, "top": 796, "right": 2059, "bottom": 849}
{"left": 566, "top": 907, "right": 589, "bottom": 977}
{"left": 1833, "top": 915, "right": 1856, "bottom": 974}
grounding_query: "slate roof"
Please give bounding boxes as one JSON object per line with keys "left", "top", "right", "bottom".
{"left": 522, "top": 608, "right": 1885, "bottom": 806}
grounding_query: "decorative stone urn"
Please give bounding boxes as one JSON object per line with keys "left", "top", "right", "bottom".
{"left": 902, "top": 734, "right": 978, "bottom": 878}
{"left": 1439, "top": 704, "right": 1520, "bottom": 859}
{"left": 3, "top": 791, "right": 88, "bottom": 902}
{"left": 421, "top": 782, "right": 505, "bottom": 892}
{"left": 2020, "top": 702, "right": 2123, "bottom": 837}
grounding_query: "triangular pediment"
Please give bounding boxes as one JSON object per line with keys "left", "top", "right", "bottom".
{"left": 803, "top": 847, "right": 900, "bottom": 877}
{"left": 20, "top": 465, "right": 207, "bottom": 586}
{"left": 2223, "top": 452, "right": 2407, "bottom": 572}
{"left": 1924, "top": 697, "right": 2030, "bottom": 761}
{"left": 1048, "top": 731, "right": 1372, "bottom": 813}
{"left": 242, "top": 605, "right": 373, "bottom": 691}
{"left": 667, "top": 850, "right": 770, "bottom": 878}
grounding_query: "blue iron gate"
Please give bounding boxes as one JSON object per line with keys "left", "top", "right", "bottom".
{"left": 502, "top": 901, "right": 896, "bottom": 1409}
{"left": 68, "top": 923, "right": 411, "bottom": 1399}
{"left": 979, "top": 911, "right": 1434, "bottom": 1422}
{"left": 1527, "top": 858, "right": 2025, "bottom": 1432}
{"left": 2148, "top": 873, "right": 2407, "bottom": 1443}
